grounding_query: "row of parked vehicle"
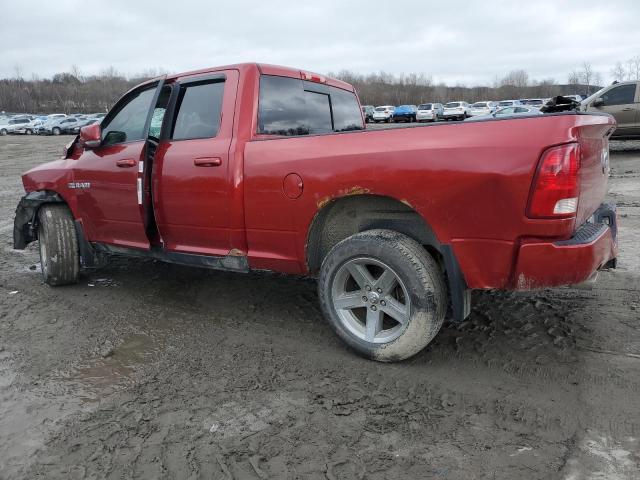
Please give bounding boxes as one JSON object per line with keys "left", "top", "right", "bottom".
{"left": 361, "top": 95, "right": 587, "bottom": 123}
{"left": 0, "top": 112, "right": 105, "bottom": 136}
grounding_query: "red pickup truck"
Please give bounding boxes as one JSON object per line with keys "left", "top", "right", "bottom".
{"left": 14, "top": 63, "right": 618, "bottom": 362}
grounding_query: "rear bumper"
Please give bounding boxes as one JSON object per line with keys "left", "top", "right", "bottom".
{"left": 512, "top": 203, "right": 618, "bottom": 290}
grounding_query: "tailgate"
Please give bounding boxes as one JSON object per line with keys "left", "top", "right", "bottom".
{"left": 575, "top": 118, "right": 615, "bottom": 228}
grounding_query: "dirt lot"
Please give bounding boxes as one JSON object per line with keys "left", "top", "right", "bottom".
{"left": 0, "top": 134, "right": 638, "bottom": 479}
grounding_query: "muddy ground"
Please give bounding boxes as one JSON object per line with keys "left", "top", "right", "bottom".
{"left": 0, "top": 134, "right": 638, "bottom": 479}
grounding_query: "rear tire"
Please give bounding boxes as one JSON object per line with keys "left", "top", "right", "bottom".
{"left": 52, "top": 127, "right": 61, "bottom": 135}
{"left": 38, "top": 204, "right": 79, "bottom": 286}
{"left": 318, "top": 229, "right": 446, "bottom": 362}
{"left": 0, "top": 129, "right": 7, "bottom": 136}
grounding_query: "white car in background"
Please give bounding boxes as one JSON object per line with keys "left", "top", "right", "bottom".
{"left": 442, "top": 101, "right": 471, "bottom": 120}
{"left": 496, "top": 100, "right": 523, "bottom": 108}
{"left": 521, "top": 98, "right": 547, "bottom": 108}
{"left": 469, "top": 101, "right": 497, "bottom": 116}
{"left": 416, "top": 103, "right": 443, "bottom": 122}
{"left": 372, "top": 105, "right": 395, "bottom": 123}
{"left": 0, "top": 117, "right": 31, "bottom": 135}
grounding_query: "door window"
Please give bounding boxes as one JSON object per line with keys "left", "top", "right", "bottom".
{"left": 171, "top": 81, "right": 225, "bottom": 140}
{"left": 101, "top": 87, "right": 157, "bottom": 146}
{"left": 601, "top": 84, "right": 636, "bottom": 106}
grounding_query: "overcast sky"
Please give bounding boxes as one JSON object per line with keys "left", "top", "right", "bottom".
{"left": 1, "top": 0, "right": 638, "bottom": 85}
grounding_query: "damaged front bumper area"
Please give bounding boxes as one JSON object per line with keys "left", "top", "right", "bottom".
{"left": 13, "top": 190, "right": 64, "bottom": 249}
{"left": 513, "top": 203, "right": 618, "bottom": 290}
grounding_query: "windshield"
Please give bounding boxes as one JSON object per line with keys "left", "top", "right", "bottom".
{"left": 472, "top": 102, "right": 488, "bottom": 108}
{"left": 444, "top": 102, "right": 460, "bottom": 108}
{"left": 418, "top": 104, "right": 432, "bottom": 110}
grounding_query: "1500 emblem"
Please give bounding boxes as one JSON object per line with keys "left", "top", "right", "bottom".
{"left": 68, "top": 182, "right": 91, "bottom": 189}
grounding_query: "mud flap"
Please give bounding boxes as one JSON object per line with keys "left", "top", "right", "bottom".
{"left": 441, "top": 245, "right": 471, "bottom": 322}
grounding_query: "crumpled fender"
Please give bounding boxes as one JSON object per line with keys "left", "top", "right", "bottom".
{"left": 13, "top": 190, "right": 64, "bottom": 249}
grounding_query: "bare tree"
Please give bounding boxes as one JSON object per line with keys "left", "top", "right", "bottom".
{"left": 579, "top": 61, "right": 594, "bottom": 95}
{"left": 627, "top": 55, "right": 640, "bottom": 80}
{"left": 611, "top": 61, "right": 627, "bottom": 82}
{"left": 568, "top": 70, "right": 581, "bottom": 87}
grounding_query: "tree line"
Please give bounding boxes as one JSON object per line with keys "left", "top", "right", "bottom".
{"left": 0, "top": 58, "right": 638, "bottom": 114}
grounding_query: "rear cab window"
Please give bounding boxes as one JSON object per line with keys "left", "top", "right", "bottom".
{"left": 258, "top": 75, "right": 364, "bottom": 136}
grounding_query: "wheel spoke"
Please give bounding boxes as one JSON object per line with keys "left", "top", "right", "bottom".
{"left": 365, "top": 308, "right": 383, "bottom": 342}
{"left": 382, "top": 297, "right": 409, "bottom": 325}
{"left": 374, "top": 269, "right": 397, "bottom": 295}
{"left": 334, "top": 291, "right": 365, "bottom": 310}
{"left": 347, "top": 264, "right": 374, "bottom": 289}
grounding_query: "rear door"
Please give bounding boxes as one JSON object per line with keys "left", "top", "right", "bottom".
{"left": 591, "top": 82, "right": 639, "bottom": 135}
{"left": 152, "top": 70, "right": 238, "bottom": 256}
{"left": 74, "top": 79, "right": 165, "bottom": 249}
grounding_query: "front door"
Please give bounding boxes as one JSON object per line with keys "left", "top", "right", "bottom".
{"left": 74, "top": 80, "right": 164, "bottom": 249}
{"left": 152, "top": 70, "right": 238, "bottom": 256}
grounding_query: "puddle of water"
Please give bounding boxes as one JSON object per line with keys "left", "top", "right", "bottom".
{"left": 60, "top": 334, "right": 159, "bottom": 402}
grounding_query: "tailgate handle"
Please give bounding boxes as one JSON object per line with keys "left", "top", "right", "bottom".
{"left": 194, "top": 157, "right": 222, "bottom": 167}
{"left": 116, "top": 158, "right": 136, "bottom": 168}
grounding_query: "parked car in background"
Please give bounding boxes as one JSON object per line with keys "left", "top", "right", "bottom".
{"left": 442, "top": 101, "right": 471, "bottom": 120}
{"left": 581, "top": 80, "right": 639, "bottom": 137}
{"left": 0, "top": 117, "right": 31, "bottom": 135}
{"left": 372, "top": 105, "right": 395, "bottom": 123}
{"left": 361, "top": 105, "right": 375, "bottom": 123}
{"left": 469, "top": 101, "right": 497, "bottom": 116}
{"left": 521, "top": 99, "right": 546, "bottom": 108}
{"left": 416, "top": 103, "right": 443, "bottom": 122}
{"left": 70, "top": 118, "right": 101, "bottom": 135}
{"left": 38, "top": 116, "right": 79, "bottom": 135}
{"left": 563, "top": 95, "right": 583, "bottom": 103}
{"left": 497, "top": 100, "right": 523, "bottom": 108}
{"left": 465, "top": 105, "right": 543, "bottom": 121}
{"left": 18, "top": 117, "right": 46, "bottom": 135}
{"left": 392, "top": 105, "right": 418, "bottom": 122}
{"left": 89, "top": 113, "right": 106, "bottom": 120}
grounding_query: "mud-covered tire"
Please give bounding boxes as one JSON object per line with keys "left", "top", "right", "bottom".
{"left": 318, "top": 229, "right": 446, "bottom": 362}
{"left": 38, "top": 204, "right": 79, "bottom": 286}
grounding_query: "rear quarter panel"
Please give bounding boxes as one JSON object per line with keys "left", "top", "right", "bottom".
{"left": 242, "top": 114, "right": 614, "bottom": 283}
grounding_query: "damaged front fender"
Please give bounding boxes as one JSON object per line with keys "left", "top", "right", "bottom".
{"left": 13, "top": 190, "right": 64, "bottom": 249}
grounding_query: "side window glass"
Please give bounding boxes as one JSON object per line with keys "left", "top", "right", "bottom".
{"left": 101, "top": 87, "right": 156, "bottom": 146}
{"left": 172, "top": 81, "right": 224, "bottom": 140}
{"left": 601, "top": 84, "right": 636, "bottom": 106}
{"left": 331, "top": 87, "right": 364, "bottom": 132}
{"left": 258, "top": 75, "right": 332, "bottom": 136}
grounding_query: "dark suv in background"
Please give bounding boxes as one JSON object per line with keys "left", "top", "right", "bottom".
{"left": 582, "top": 80, "right": 640, "bottom": 138}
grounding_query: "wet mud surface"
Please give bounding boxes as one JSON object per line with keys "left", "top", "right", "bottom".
{"left": 0, "top": 135, "right": 639, "bottom": 479}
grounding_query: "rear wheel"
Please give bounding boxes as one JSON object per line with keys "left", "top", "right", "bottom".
{"left": 0, "top": 129, "right": 7, "bottom": 136}
{"left": 38, "top": 204, "right": 79, "bottom": 286}
{"left": 52, "top": 127, "right": 61, "bottom": 135}
{"left": 318, "top": 229, "right": 446, "bottom": 362}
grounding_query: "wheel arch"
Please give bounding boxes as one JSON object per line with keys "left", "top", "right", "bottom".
{"left": 305, "top": 193, "right": 471, "bottom": 321}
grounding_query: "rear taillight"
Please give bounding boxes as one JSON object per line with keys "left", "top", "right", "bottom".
{"left": 527, "top": 143, "right": 580, "bottom": 218}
